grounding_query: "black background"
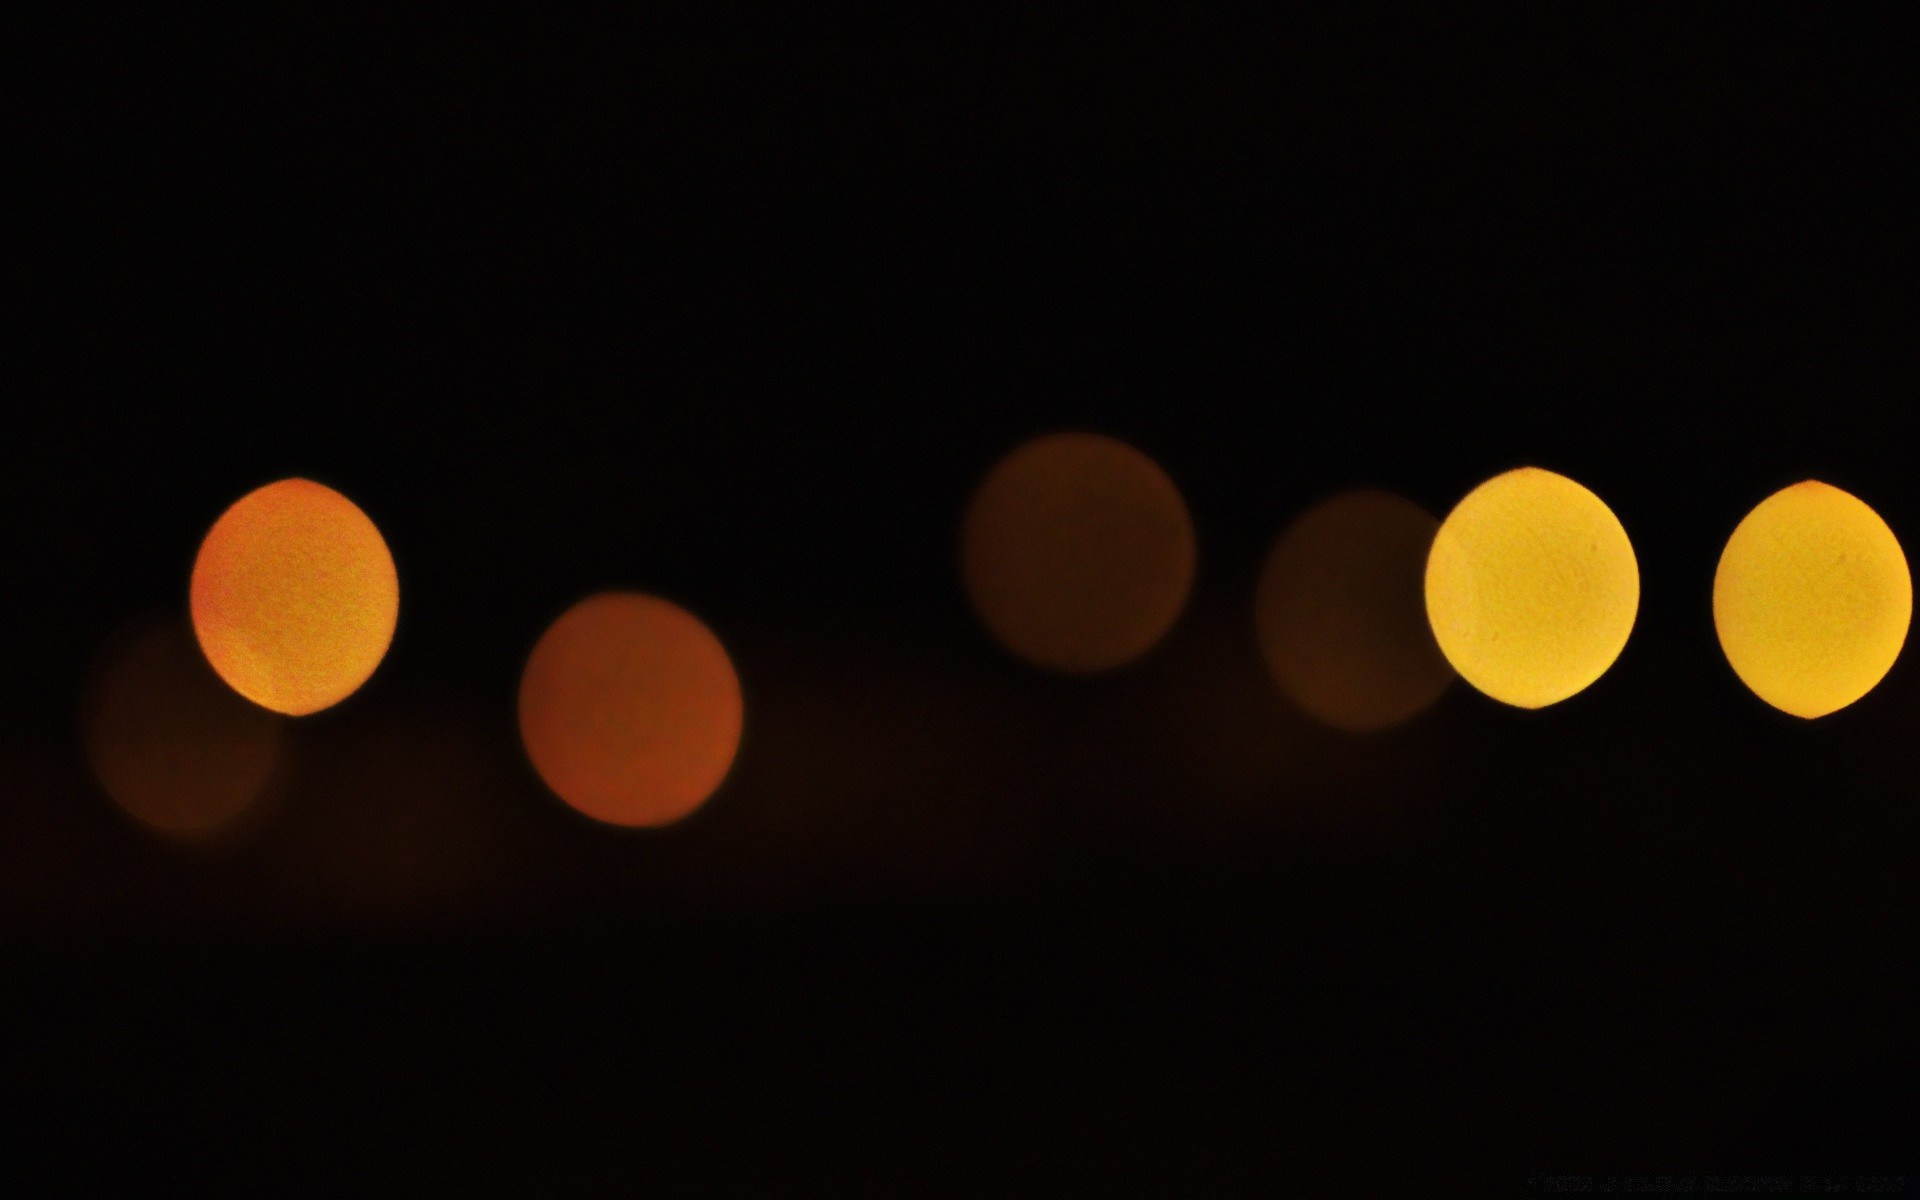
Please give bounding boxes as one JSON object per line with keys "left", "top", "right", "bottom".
{"left": 3, "top": 10, "right": 1917, "bottom": 1192}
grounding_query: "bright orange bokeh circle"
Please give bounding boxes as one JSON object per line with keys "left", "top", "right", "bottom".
{"left": 190, "top": 478, "right": 399, "bottom": 716}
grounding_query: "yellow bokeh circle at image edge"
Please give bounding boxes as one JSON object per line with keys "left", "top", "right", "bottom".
{"left": 1712, "top": 480, "right": 1911, "bottom": 719}
{"left": 1424, "top": 466, "right": 1639, "bottom": 709}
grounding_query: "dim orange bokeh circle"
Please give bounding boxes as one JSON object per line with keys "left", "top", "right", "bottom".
{"left": 85, "top": 616, "right": 284, "bottom": 836}
{"left": 518, "top": 592, "right": 744, "bottom": 828}
{"left": 190, "top": 478, "right": 399, "bottom": 716}
{"left": 961, "top": 432, "right": 1197, "bottom": 672}
{"left": 1255, "top": 490, "right": 1453, "bottom": 732}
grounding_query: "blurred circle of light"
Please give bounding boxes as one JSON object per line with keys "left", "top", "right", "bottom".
{"left": 190, "top": 478, "right": 399, "bottom": 716}
{"left": 1425, "top": 467, "right": 1639, "bottom": 709}
{"left": 1713, "top": 480, "right": 1911, "bottom": 718}
{"left": 85, "top": 616, "right": 284, "bottom": 836}
{"left": 1255, "top": 489, "right": 1453, "bottom": 732}
{"left": 518, "top": 592, "right": 744, "bottom": 828}
{"left": 961, "top": 432, "right": 1197, "bottom": 672}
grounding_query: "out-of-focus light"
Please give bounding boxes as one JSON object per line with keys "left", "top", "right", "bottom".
{"left": 84, "top": 616, "right": 284, "bottom": 836}
{"left": 961, "top": 432, "right": 1196, "bottom": 672}
{"left": 518, "top": 592, "right": 743, "bottom": 828}
{"left": 1256, "top": 489, "right": 1452, "bottom": 732}
{"left": 1425, "top": 467, "right": 1638, "bottom": 709}
{"left": 1713, "top": 480, "right": 1911, "bottom": 718}
{"left": 190, "top": 478, "right": 399, "bottom": 716}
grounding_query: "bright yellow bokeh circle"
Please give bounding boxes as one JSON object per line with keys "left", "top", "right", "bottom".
{"left": 1425, "top": 467, "right": 1639, "bottom": 709}
{"left": 190, "top": 478, "right": 400, "bottom": 716}
{"left": 1712, "top": 481, "right": 1911, "bottom": 719}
